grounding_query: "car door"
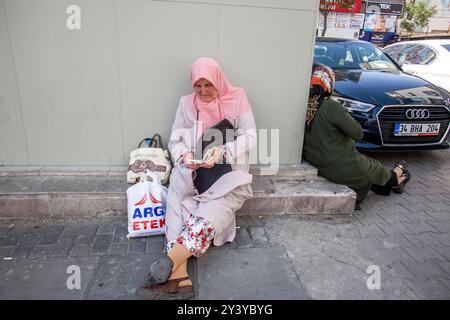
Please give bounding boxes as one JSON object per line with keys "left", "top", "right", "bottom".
{"left": 396, "top": 44, "right": 444, "bottom": 88}
{"left": 383, "top": 43, "right": 408, "bottom": 61}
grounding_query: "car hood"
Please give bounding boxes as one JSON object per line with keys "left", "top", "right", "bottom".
{"left": 333, "top": 69, "right": 447, "bottom": 106}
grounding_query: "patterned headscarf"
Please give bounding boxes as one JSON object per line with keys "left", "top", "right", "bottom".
{"left": 306, "top": 63, "right": 335, "bottom": 132}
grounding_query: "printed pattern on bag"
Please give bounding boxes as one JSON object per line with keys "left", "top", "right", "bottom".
{"left": 127, "top": 171, "right": 167, "bottom": 238}
{"left": 128, "top": 159, "right": 167, "bottom": 173}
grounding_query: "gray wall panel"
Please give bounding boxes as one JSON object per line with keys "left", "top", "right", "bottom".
{"left": 221, "top": 0, "right": 317, "bottom": 11}
{"left": 0, "top": 0, "right": 317, "bottom": 166}
{"left": 220, "top": 5, "right": 315, "bottom": 164}
{"left": 117, "top": 0, "right": 217, "bottom": 156}
{"left": 4, "top": 0, "right": 124, "bottom": 165}
{"left": 0, "top": 0, "right": 29, "bottom": 165}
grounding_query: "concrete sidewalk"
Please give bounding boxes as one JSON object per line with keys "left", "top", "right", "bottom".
{"left": 1, "top": 149, "right": 450, "bottom": 299}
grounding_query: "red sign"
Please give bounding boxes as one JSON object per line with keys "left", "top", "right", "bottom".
{"left": 320, "top": 0, "right": 362, "bottom": 13}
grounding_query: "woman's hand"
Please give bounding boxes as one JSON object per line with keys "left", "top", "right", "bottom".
{"left": 201, "top": 146, "right": 224, "bottom": 169}
{"left": 183, "top": 152, "right": 201, "bottom": 170}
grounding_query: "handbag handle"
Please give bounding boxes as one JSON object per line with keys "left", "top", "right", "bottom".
{"left": 151, "top": 134, "right": 164, "bottom": 149}
{"left": 138, "top": 138, "right": 154, "bottom": 148}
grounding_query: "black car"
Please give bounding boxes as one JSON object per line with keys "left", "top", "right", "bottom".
{"left": 314, "top": 38, "right": 450, "bottom": 150}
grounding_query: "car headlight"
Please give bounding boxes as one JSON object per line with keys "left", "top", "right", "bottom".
{"left": 331, "top": 97, "right": 376, "bottom": 113}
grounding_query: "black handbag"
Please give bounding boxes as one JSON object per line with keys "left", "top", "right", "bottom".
{"left": 193, "top": 118, "right": 236, "bottom": 194}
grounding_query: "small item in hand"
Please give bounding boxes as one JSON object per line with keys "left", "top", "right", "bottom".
{"left": 187, "top": 159, "right": 204, "bottom": 165}
{"left": 201, "top": 148, "right": 215, "bottom": 163}
{"left": 186, "top": 148, "right": 215, "bottom": 166}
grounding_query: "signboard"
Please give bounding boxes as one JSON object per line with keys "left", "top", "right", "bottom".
{"left": 363, "top": 14, "right": 397, "bottom": 32}
{"left": 319, "top": 12, "right": 365, "bottom": 39}
{"left": 320, "top": 0, "right": 362, "bottom": 14}
{"left": 365, "top": 1, "right": 404, "bottom": 15}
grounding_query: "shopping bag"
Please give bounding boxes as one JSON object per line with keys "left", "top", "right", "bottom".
{"left": 127, "top": 170, "right": 168, "bottom": 238}
{"left": 127, "top": 134, "right": 172, "bottom": 185}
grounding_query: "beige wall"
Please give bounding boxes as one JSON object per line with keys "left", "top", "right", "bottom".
{"left": 0, "top": 0, "right": 318, "bottom": 166}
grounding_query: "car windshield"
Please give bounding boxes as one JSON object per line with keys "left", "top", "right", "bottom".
{"left": 314, "top": 41, "right": 399, "bottom": 71}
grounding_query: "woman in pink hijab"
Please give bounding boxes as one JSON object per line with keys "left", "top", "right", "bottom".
{"left": 137, "top": 57, "right": 257, "bottom": 299}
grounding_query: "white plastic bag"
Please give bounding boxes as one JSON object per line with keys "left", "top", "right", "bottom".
{"left": 127, "top": 170, "right": 168, "bottom": 238}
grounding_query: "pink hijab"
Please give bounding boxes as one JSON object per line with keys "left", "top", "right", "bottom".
{"left": 186, "top": 57, "right": 251, "bottom": 132}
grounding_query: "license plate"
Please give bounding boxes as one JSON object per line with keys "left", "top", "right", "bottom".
{"left": 394, "top": 123, "right": 441, "bottom": 136}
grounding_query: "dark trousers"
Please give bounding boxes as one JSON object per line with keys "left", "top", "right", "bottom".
{"left": 370, "top": 171, "right": 398, "bottom": 196}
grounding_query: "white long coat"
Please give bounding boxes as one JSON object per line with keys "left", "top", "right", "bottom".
{"left": 165, "top": 96, "right": 257, "bottom": 246}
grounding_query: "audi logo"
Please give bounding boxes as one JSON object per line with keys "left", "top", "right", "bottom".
{"left": 405, "top": 109, "right": 430, "bottom": 120}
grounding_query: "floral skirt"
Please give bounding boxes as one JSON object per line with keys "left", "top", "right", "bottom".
{"left": 166, "top": 214, "right": 216, "bottom": 258}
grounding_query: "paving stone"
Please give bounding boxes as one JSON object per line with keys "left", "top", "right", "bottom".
{"left": 0, "top": 227, "right": 25, "bottom": 246}
{"left": 24, "top": 225, "right": 45, "bottom": 235}
{"left": 402, "top": 221, "right": 440, "bottom": 235}
{"left": 357, "top": 243, "right": 415, "bottom": 267}
{"left": 402, "top": 261, "right": 447, "bottom": 280}
{"left": 432, "top": 246, "right": 450, "bottom": 262}
{"left": 423, "top": 201, "right": 450, "bottom": 212}
{"left": 427, "top": 220, "right": 450, "bottom": 233}
{"left": 61, "top": 225, "right": 87, "bottom": 237}
{"left": 402, "top": 211, "right": 440, "bottom": 223}
{"left": 236, "top": 215, "right": 266, "bottom": 228}
{"left": 108, "top": 243, "right": 128, "bottom": 255}
{"left": 362, "top": 235, "right": 385, "bottom": 250}
{"left": 70, "top": 244, "right": 93, "bottom": 257}
{"left": 377, "top": 234, "right": 416, "bottom": 250}
{"left": 29, "top": 245, "right": 55, "bottom": 258}
{"left": 376, "top": 222, "right": 413, "bottom": 236}
{"left": 437, "top": 277, "right": 450, "bottom": 291}
{"left": 359, "top": 224, "right": 386, "bottom": 238}
{"left": 0, "top": 226, "right": 11, "bottom": 237}
{"left": 355, "top": 212, "right": 386, "bottom": 226}
{"left": 74, "top": 225, "right": 99, "bottom": 245}
{"left": 235, "top": 228, "right": 253, "bottom": 248}
{"left": 84, "top": 254, "right": 168, "bottom": 300}
{"left": 0, "top": 246, "right": 15, "bottom": 258}
{"left": 38, "top": 225, "right": 64, "bottom": 245}
{"left": 377, "top": 212, "right": 412, "bottom": 224}
{"left": 424, "top": 194, "right": 450, "bottom": 203}
{"left": 0, "top": 256, "right": 99, "bottom": 299}
{"left": 10, "top": 245, "right": 34, "bottom": 258}
{"left": 146, "top": 235, "right": 165, "bottom": 255}
{"left": 97, "top": 224, "right": 116, "bottom": 234}
{"left": 51, "top": 238, "right": 75, "bottom": 257}
{"left": 248, "top": 227, "right": 270, "bottom": 247}
{"left": 403, "top": 246, "right": 447, "bottom": 263}
{"left": 112, "top": 224, "right": 128, "bottom": 244}
{"left": 196, "top": 246, "right": 308, "bottom": 299}
{"left": 90, "top": 234, "right": 113, "bottom": 255}
{"left": 404, "top": 233, "right": 446, "bottom": 248}
{"left": 128, "top": 238, "right": 146, "bottom": 255}
{"left": 403, "top": 277, "right": 450, "bottom": 299}
{"left": 426, "top": 212, "right": 450, "bottom": 222}
{"left": 431, "top": 233, "right": 450, "bottom": 247}
{"left": 435, "top": 261, "right": 450, "bottom": 278}
{"left": 19, "top": 233, "right": 42, "bottom": 247}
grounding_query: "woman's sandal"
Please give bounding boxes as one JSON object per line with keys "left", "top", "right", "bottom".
{"left": 136, "top": 277, "right": 194, "bottom": 300}
{"left": 145, "top": 255, "right": 174, "bottom": 286}
{"left": 392, "top": 160, "right": 407, "bottom": 174}
{"left": 392, "top": 169, "right": 411, "bottom": 194}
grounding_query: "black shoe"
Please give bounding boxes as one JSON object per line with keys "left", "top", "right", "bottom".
{"left": 392, "top": 160, "right": 407, "bottom": 173}
{"left": 392, "top": 169, "right": 411, "bottom": 194}
{"left": 145, "top": 255, "right": 173, "bottom": 286}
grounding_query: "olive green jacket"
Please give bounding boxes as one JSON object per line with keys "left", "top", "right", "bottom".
{"left": 303, "top": 98, "right": 390, "bottom": 207}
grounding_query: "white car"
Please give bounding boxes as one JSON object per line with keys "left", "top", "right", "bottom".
{"left": 384, "top": 39, "right": 450, "bottom": 92}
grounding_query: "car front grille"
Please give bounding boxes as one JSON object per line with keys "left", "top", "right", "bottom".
{"left": 377, "top": 105, "right": 450, "bottom": 145}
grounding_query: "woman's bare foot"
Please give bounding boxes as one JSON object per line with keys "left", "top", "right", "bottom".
{"left": 393, "top": 167, "right": 406, "bottom": 184}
